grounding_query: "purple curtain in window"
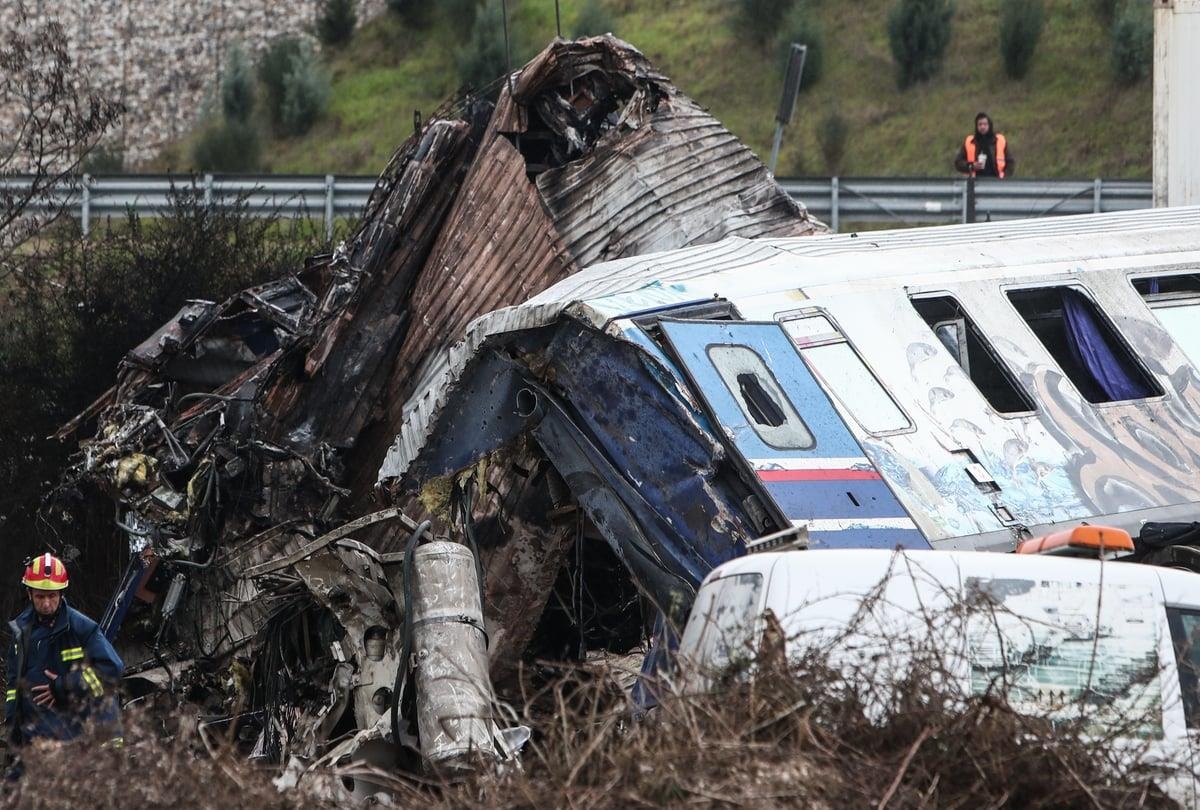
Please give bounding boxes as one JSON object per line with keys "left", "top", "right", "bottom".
{"left": 1061, "top": 289, "right": 1153, "bottom": 400}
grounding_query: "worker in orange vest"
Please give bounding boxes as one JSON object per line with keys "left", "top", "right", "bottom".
{"left": 955, "top": 112, "right": 1015, "bottom": 178}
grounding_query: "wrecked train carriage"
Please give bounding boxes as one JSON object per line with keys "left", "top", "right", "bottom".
{"left": 51, "top": 34, "right": 821, "bottom": 773}
{"left": 381, "top": 207, "right": 1200, "bottom": 622}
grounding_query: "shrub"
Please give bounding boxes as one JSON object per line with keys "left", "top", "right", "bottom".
{"left": 456, "top": 0, "right": 511, "bottom": 90}
{"left": 1090, "top": 0, "right": 1121, "bottom": 25}
{"left": 999, "top": 0, "right": 1044, "bottom": 80}
{"left": 572, "top": 0, "right": 617, "bottom": 38}
{"left": 738, "top": 0, "right": 795, "bottom": 45}
{"left": 82, "top": 142, "right": 125, "bottom": 174}
{"left": 817, "top": 109, "right": 848, "bottom": 174}
{"left": 192, "top": 118, "right": 263, "bottom": 172}
{"left": 0, "top": 193, "right": 319, "bottom": 620}
{"left": 317, "top": 0, "right": 358, "bottom": 47}
{"left": 281, "top": 43, "right": 332, "bottom": 136}
{"left": 258, "top": 37, "right": 304, "bottom": 127}
{"left": 388, "top": 0, "right": 424, "bottom": 26}
{"left": 777, "top": 3, "right": 823, "bottom": 91}
{"left": 1111, "top": 1, "right": 1153, "bottom": 85}
{"left": 442, "top": 0, "right": 482, "bottom": 35}
{"left": 221, "top": 42, "right": 255, "bottom": 123}
{"left": 887, "top": 0, "right": 955, "bottom": 88}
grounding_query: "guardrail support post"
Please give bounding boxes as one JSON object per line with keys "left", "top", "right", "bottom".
{"left": 1093, "top": 177, "right": 1102, "bottom": 214}
{"left": 325, "top": 174, "right": 335, "bottom": 243}
{"left": 204, "top": 173, "right": 213, "bottom": 207}
{"left": 830, "top": 176, "right": 839, "bottom": 233}
{"left": 81, "top": 174, "right": 91, "bottom": 236}
{"left": 964, "top": 175, "right": 976, "bottom": 224}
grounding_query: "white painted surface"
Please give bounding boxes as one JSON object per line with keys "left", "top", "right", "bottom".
{"left": 680, "top": 549, "right": 1200, "bottom": 805}
{"left": 1154, "top": 0, "right": 1200, "bottom": 207}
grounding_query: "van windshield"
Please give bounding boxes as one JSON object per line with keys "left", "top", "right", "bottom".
{"left": 680, "top": 573, "right": 764, "bottom": 679}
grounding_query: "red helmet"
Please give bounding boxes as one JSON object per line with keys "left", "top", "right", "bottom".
{"left": 22, "top": 553, "right": 69, "bottom": 591}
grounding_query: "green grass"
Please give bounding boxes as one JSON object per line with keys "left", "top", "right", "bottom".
{"left": 167, "top": 0, "right": 1151, "bottom": 179}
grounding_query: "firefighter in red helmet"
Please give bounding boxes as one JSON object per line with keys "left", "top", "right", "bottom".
{"left": 4, "top": 553, "right": 124, "bottom": 746}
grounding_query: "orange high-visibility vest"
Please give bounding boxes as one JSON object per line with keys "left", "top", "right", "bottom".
{"left": 964, "top": 133, "right": 1006, "bottom": 178}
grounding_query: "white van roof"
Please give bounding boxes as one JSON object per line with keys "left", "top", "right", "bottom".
{"left": 706, "top": 548, "right": 1200, "bottom": 594}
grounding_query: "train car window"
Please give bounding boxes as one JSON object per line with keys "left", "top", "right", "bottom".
{"left": 912, "top": 296, "right": 1035, "bottom": 415}
{"left": 707, "top": 344, "right": 815, "bottom": 450}
{"left": 780, "top": 315, "right": 912, "bottom": 434}
{"left": 1132, "top": 274, "right": 1200, "bottom": 297}
{"left": 1007, "top": 287, "right": 1162, "bottom": 404}
{"left": 1133, "top": 274, "right": 1200, "bottom": 370}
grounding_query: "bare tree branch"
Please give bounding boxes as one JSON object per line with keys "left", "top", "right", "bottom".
{"left": 0, "top": 3, "right": 123, "bottom": 275}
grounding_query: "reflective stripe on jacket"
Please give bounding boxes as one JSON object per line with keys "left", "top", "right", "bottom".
{"left": 4, "top": 600, "right": 124, "bottom": 742}
{"left": 964, "top": 133, "right": 1007, "bottom": 178}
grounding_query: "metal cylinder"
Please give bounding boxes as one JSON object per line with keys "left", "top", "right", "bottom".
{"left": 411, "top": 541, "right": 496, "bottom": 764}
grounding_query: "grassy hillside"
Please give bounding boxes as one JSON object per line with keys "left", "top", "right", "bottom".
{"left": 208, "top": 0, "right": 1152, "bottom": 179}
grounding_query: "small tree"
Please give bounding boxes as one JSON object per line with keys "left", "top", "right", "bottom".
{"left": 1090, "top": 0, "right": 1121, "bottom": 25}
{"left": 738, "top": 0, "right": 796, "bottom": 45}
{"left": 442, "top": 0, "right": 483, "bottom": 35}
{"left": 777, "top": 3, "right": 824, "bottom": 91}
{"left": 221, "top": 43, "right": 256, "bottom": 123}
{"left": 259, "top": 37, "right": 304, "bottom": 128}
{"left": 572, "top": 0, "right": 617, "bottom": 38}
{"left": 0, "top": 10, "right": 122, "bottom": 271}
{"left": 193, "top": 119, "right": 263, "bottom": 172}
{"left": 389, "top": 0, "right": 424, "bottom": 26}
{"left": 1111, "top": 1, "right": 1153, "bottom": 85}
{"left": 82, "top": 143, "right": 125, "bottom": 174}
{"left": 817, "top": 110, "right": 849, "bottom": 174}
{"left": 281, "top": 43, "right": 332, "bottom": 136}
{"left": 887, "top": 0, "right": 955, "bottom": 89}
{"left": 456, "top": 0, "right": 511, "bottom": 89}
{"left": 999, "top": 0, "right": 1044, "bottom": 80}
{"left": 317, "top": 0, "right": 358, "bottom": 47}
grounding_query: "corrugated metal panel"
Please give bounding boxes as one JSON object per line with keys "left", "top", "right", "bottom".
{"left": 537, "top": 101, "right": 820, "bottom": 269}
{"left": 353, "top": 134, "right": 577, "bottom": 498}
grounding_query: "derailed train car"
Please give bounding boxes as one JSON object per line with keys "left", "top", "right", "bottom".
{"left": 381, "top": 206, "right": 1200, "bottom": 715}
{"left": 389, "top": 205, "right": 1200, "bottom": 559}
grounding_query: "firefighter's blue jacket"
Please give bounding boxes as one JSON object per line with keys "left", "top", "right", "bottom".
{"left": 4, "top": 599, "right": 124, "bottom": 742}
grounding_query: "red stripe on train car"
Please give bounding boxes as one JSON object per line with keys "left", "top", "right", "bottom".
{"left": 757, "top": 469, "right": 883, "bottom": 482}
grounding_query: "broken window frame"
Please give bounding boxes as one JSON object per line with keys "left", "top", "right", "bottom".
{"left": 777, "top": 310, "right": 914, "bottom": 437}
{"left": 632, "top": 299, "right": 742, "bottom": 347}
{"left": 1130, "top": 270, "right": 1200, "bottom": 372}
{"left": 706, "top": 343, "right": 816, "bottom": 451}
{"left": 910, "top": 293, "right": 1037, "bottom": 417}
{"left": 1005, "top": 283, "right": 1165, "bottom": 406}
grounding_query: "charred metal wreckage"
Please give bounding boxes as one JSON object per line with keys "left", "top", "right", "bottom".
{"left": 49, "top": 36, "right": 823, "bottom": 797}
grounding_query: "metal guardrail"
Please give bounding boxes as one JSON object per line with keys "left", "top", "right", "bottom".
{"left": 1, "top": 174, "right": 379, "bottom": 241}
{"left": 777, "top": 177, "right": 1153, "bottom": 231}
{"left": 1, "top": 174, "right": 1154, "bottom": 238}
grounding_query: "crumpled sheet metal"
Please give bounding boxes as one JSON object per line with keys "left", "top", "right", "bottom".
{"left": 51, "top": 34, "right": 823, "bottom": 771}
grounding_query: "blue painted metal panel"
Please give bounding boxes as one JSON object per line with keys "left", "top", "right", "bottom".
{"left": 659, "top": 320, "right": 929, "bottom": 550}
{"left": 808, "top": 528, "right": 925, "bottom": 550}
{"left": 660, "top": 320, "right": 862, "bottom": 460}
{"left": 764, "top": 479, "right": 911, "bottom": 519}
